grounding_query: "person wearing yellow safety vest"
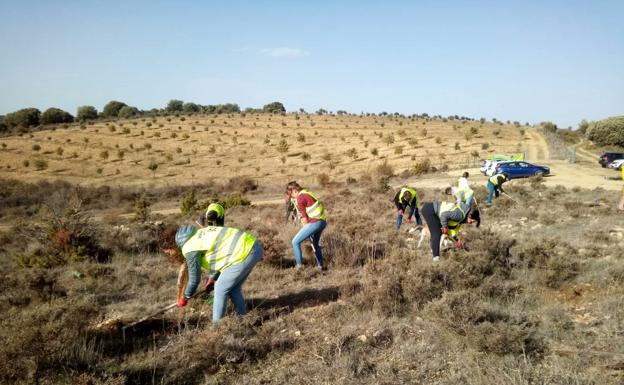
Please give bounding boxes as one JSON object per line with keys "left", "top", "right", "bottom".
{"left": 160, "top": 225, "right": 263, "bottom": 322}
{"left": 286, "top": 181, "right": 327, "bottom": 270}
{"left": 197, "top": 202, "right": 225, "bottom": 227}
{"left": 445, "top": 185, "right": 474, "bottom": 206}
{"left": 486, "top": 173, "right": 508, "bottom": 206}
{"left": 421, "top": 200, "right": 480, "bottom": 261}
{"left": 394, "top": 186, "right": 422, "bottom": 229}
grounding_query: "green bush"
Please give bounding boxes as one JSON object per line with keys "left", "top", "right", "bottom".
{"left": 412, "top": 158, "right": 431, "bottom": 175}
{"left": 118, "top": 106, "right": 139, "bottom": 118}
{"left": 41, "top": 108, "right": 74, "bottom": 125}
{"left": 166, "top": 99, "right": 184, "bottom": 113}
{"left": 76, "top": 105, "right": 98, "bottom": 121}
{"left": 586, "top": 116, "right": 624, "bottom": 146}
{"left": 263, "top": 102, "right": 286, "bottom": 114}
{"left": 102, "top": 101, "right": 127, "bottom": 118}
{"left": 4, "top": 108, "right": 41, "bottom": 128}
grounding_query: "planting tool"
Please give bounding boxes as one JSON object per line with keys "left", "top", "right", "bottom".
{"left": 122, "top": 289, "right": 207, "bottom": 332}
{"left": 502, "top": 192, "right": 518, "bottom": 204}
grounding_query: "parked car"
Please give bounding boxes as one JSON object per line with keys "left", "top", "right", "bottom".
{"left": 608, "top": 159, "right": 624, "bottom": 170}
{"left": 598, "top": 152, "right": 624, "bottom": 168}
{"left": 493, "top": 161, "right": 550, "bottom": 179}
{"left": 481, "top": 160, "right": 505, "bottom": 176}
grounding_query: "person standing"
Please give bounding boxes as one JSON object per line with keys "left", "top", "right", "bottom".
{"left": 161, "top": 225, "right": 263, "bottom": 322}
{"left": 486, "top": 173, "right": 508, "bottom": 206}
{"left": 394, "top": 186, "right": 422, "bottom": 229}
{"left": 286, "top": 181, "right": 327, "bottom": 270}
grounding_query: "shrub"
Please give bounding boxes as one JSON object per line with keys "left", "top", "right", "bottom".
{"left": 100, "top": 150, "right": 109, "bottom": 160}
{"left": 133, "top": 193, "right": 151, "bottom": 222}
{"left": 147, "top": 160, "right": 158, "bottom": 175}
{"left": 454, "top": 142, "right": 460, "bottom": 150}
{"left": 412, "top": 158, "right": 431, "bottom": 175}
{"left": 370, "top": 148, "right": 379, "bottom": 156}
{"left": 4, "top": 108, "right": 41, "bottom": 128}
{"left": 493, "top": 128, "right": 501, "bottom": 136}
{"left": 346, "top": 148, "right": 358, "bottom": 159}
{"left": 586, "top": 116, "right": 624, "bottom": 146}
{"left": 394, "top": 146, "right": 403, "bottom": 154}
{"left": 277, "top": 139, "right": 289, "bottom": 154}
{"left": 33, "top": 159, "right": 48, "bottom": 171}
{"left": 41, "top": 108, "right": 74, "bottom": 125}
{"left": 32, "top": 144, "right": 41, "bottom": 151}
{"left": 102, "top": 100, "right": 127, "bottom": 118}
{"left": 263, "top": 102, "right": 286, "bottom": 114}
{"left": 541, "top": 121, "right": 558, "bottom": 133}
{"left": 481, "top": 143, "right": 490, "bottom": 150}
{"left": 166, "top": 99, "right": 184, "bottom": 112}
{"left": 180, "top": 190, "right": 198, "bottom": 215}
{"left": 118, "top": 106, "right": 139, "bottom": 118}
{"left": 435, "top": 137, "right": 442, "bottom": 144}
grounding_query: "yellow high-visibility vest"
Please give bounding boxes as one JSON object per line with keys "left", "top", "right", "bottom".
{"left": 181, "top": 227, "right": 257, "bottom": 274}
{"left": 439, "top": 202, "right": 467, "bottom": 238}
{"left": 399, "top": 187, "right": 418, "bottom": 205}
{"left": 489, "top": 174, "right": 506, "bottom": 185}
{"left": 299, "top": 189, "right": 326, "bottom": 221}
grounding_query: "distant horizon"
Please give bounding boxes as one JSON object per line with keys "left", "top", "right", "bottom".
{"left": 1, "top": 0, "right": 622, "bottom": 129}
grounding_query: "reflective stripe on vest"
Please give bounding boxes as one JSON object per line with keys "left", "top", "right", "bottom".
{"left": 439, "top": 202, "right": 467, "bottom": 217}
{"left": 447, "top": 220, "right": 462, "bottom": 237}
{"left": 206, "top": 203, "right": 225, "bottom": 219}
{"left": 458, "top": 186, "right": 474, "bottom": 198}
{"left": 440, "top": 202, "right": 466, "bottom": 238}
{"left": 399, "top": 187, "right": 417, "bottom": 205}
{"left": 299, "top": 189, "right": 326, "bottom": 221}
{"left": 181, "top": 227, "right": 257, "bottom": 274}
{"left": 489, "top": 175, "right": 505, "bottom": 185}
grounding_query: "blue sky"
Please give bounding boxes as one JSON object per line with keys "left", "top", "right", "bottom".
{"left": 0, "top": 0, "right": 622, "bottom": 127}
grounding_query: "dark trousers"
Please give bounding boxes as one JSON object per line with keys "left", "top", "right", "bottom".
{"left": 422, "top": 202, "right": 442, "bottom": 258}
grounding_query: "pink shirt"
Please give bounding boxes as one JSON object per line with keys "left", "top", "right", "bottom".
{"left": 297, "top": 192, "right": 320, "bottom": 223}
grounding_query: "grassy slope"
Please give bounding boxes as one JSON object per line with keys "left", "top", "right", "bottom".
{"left": 0, "top": 113, "right": 526, "bottom": 186}
{"left": 1, "top": 177, "right": 624, "bottom": 384}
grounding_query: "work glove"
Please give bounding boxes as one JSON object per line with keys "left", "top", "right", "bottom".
{"left": 204, "top": 277, "right": 216, "bottom": 293}
{"left": 441, "top": 227, "right": 449, "bottom": 235}
{"left": 455, "top": 239, "right": 465, "bottom": 250}
{"left": 177, "top": 297, "right": 188, "bottom": 308}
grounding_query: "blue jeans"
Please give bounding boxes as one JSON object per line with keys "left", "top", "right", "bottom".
{"left": 212, "top": 240, "right": 263, "bottom": 322}
{"left": 396, "top": 204, "right": 422, "bottom": 229}
{"left": 486, "top": 182, "right": 499, "bottom": 204}
{"left": 292, "top": 220, "right": 327, "bottom": 266}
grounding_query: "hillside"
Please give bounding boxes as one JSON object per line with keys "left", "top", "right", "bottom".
{"left": 0, "top": 114, "right": 528, "bottom": 186}
{"left": 0, "top": 113, "right": 623, "bottom": 384}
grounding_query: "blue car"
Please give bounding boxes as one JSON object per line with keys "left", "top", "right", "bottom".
{"left": 494, "top": 161, "right": 550, "bottom": 179}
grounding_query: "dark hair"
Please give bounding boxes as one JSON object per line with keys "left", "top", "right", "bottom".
{"left": 286, "top": 181, "right": 302, "bottom": 192}
{"left": 468, "top": 206, "right": 481, "bottom": 228}
{"left": 159, "top": 225, "right": 178, "bottom": 250}
{"left": 444, "top": 187, "right": 453, "bottom": 195}
{"left": 462, "top": 171, "right": 469, "bottom": 178}
{"left": 205, "top": 210, "right": 224, "bottom": 226}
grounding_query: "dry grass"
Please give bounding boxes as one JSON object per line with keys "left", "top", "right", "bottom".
{"left": 0, "top": 114, "right": 526, "bottom": 187}
{"left": 1, "top": 177, "right": 624, "bottom": 384}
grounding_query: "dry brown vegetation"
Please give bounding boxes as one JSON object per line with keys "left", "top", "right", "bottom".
{"left": 0, "top": 113, "right": 527, "bottom": 186}
{"left": 1, "top": 175, "right": 624, "bottom": 384}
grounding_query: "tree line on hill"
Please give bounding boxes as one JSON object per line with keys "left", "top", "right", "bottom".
{"left": 1, "top": 99, "right": 622, "bottom": 147}
{"left": 0, "top": 100, "right": 287, "bottom": 133}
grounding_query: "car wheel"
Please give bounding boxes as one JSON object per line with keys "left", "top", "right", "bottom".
{"left": 534, "top": 170, "right": 544, "bottom": 177}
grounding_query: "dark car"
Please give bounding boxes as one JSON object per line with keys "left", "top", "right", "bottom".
{"left": 599, "top": 152, "right": 624, "bottom": 168}
{"left": 494, "top": 161, "right": 550, "bottom": 179}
